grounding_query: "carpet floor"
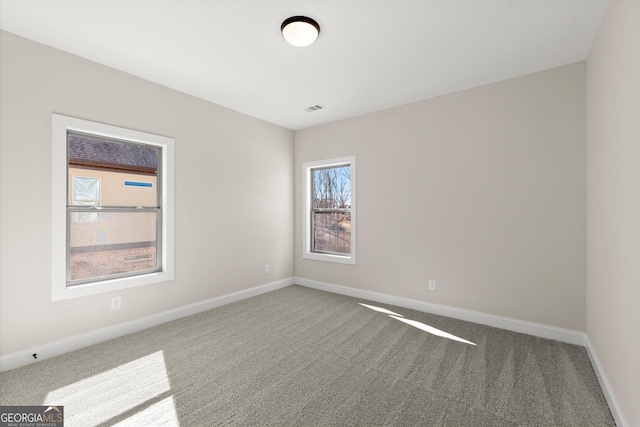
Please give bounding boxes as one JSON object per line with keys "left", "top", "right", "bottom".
{"left": 0, "top": 285, "right": 615, "bottom": 426}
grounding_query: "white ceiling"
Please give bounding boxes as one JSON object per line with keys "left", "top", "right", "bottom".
{"left": 0, "top": 0, "right": 608, "bottom": 130}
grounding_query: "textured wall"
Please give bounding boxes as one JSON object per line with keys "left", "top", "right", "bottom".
{"left": 0, "top": 31, "right": 294, "bottom": 355}
{"left": 295, "top": 62, "right": 587, "bottom": 331}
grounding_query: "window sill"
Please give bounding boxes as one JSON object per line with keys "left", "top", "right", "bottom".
{"left": 303, "top": 251, "right": 356, "bottom": 265}
{"left": 51, "top": 270, "right": 174, "bottom": 302}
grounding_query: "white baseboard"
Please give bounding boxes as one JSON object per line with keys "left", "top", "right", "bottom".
{"left": 2, "top": 277, "right": 628, "bottom": 424}
{"left": 295, "top": 277, "right": 586, "bottom": 346}
{"left": 0, "top": 277, "right": 294, "bottom": 373}
{"left": 298, "top": 277, "right": 629, "bottom": 424}
{"left": 295, "top": 278, "right": 632, "bottom": 422}
{"left": 584, "top": 335, "right": 629, "bottom": 427}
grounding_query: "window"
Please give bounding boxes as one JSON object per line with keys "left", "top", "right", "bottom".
{"left": 52, "top": 114, "right": 174, "bottom": 301}
{"left": 71, "top": 176, "right": 102, "bottom": 223}
{"left": 302, "top": 156, "right": 356, "bottom": 264}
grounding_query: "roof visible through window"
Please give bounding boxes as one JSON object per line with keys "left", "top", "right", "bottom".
{"left": 68, "top": 132, "right": 158, "bottom": 174}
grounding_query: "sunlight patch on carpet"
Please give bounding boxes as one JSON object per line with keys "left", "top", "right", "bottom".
{"left": 44, "top": 351, "right": 172, "bottom": 426}
{"left": 359, "top": 302, "right": 476, "bottom": 345}
{"left": 359, "top": 303, "right": 404, "bottom": 317}
{"left": 112, "top": 395, "right": 179, "bottom": 427}
{"left": 389, "top": 315, "right": 477, "bottom": 345}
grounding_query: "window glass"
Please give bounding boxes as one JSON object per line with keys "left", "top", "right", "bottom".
{"left": 71, "top": 176, "right": 101, "bottom": 223}
{"left": 52, "top": 114, "right": 174, "bottom": 301}
{"left": 67, "top": 132, "right": 161, "bottom": 285}
{"left": 302, "top": 156, "right": 356, "bottom": 264}
{"left": 72, "top": 176, "right": 100, "bottom": 205}
{"left": 69, "top": 211, "right": 157, "bottom": 282}
{"left": 311, "top": 165, "right": 351, "bottom": 254}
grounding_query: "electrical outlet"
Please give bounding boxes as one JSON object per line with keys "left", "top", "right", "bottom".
{"left": 111, "top": 296, "right": 122, "bottom": 310}
{"left": 264, "top": 265, "right": 270, "bottom": 274}
{"left": 428, "top": 280, "right": 437, "bottom": 291}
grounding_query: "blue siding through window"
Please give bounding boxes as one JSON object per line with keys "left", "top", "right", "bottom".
{"left": 124, "top": 180, "right": 153, "bottom": 188}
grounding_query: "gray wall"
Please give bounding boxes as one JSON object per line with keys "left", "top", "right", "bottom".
{"left": 0, "top": 31, "right": 295, "bottom": 355}
{"left": 587, "top": 0, "right": 640, "bottom": 425}
{"left": 295, "top": 62, "right": 587, "bottom": 332}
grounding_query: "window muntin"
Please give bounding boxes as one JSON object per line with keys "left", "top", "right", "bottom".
{"left": 303, "top": 156, "right": 356, "bottom": 264}
{"left": 66, "top": 132, "right": 162, "bottom": 286}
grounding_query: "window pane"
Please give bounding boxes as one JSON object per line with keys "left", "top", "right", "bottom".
{"left": 68, "top": 132, "right": 159, "bottom": 207}
{"left": 69, "top": 211, "right": 158, "bottom": 282}
{"left": 312, "top": 165, "right": 351, "bottom": 209}
{"left": 313, "top": 212, "right": 351, "bottom": 254}
{"left": 72, "top": 177, "right": 100, "bottom": 204}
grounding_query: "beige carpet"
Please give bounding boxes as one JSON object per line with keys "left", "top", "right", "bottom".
{"left": 0, "top": 285, "right": 615, "bottom": 426}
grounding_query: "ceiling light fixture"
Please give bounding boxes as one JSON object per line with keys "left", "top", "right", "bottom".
{"left": 281, "top": 16, "right": 320, "bottom": 47}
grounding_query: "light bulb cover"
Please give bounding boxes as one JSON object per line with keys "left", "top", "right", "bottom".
{"left": 281, "top": 16, "right": 320, "bottom": 47}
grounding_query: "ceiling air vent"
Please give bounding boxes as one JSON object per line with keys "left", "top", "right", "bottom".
{"left": 305, "top": 104, "right": 325, "bottom": 113}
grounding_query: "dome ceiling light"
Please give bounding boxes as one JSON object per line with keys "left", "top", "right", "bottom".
{"left": 281, "top": 16, "right": 320, "bottom": 47}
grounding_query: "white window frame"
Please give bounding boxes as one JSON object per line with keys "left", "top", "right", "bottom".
{"left": 302, "top": 156, "right": 356, "bottom": 264}
{"left": 51, "top": 114, "right": 175, "bottom": 301}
